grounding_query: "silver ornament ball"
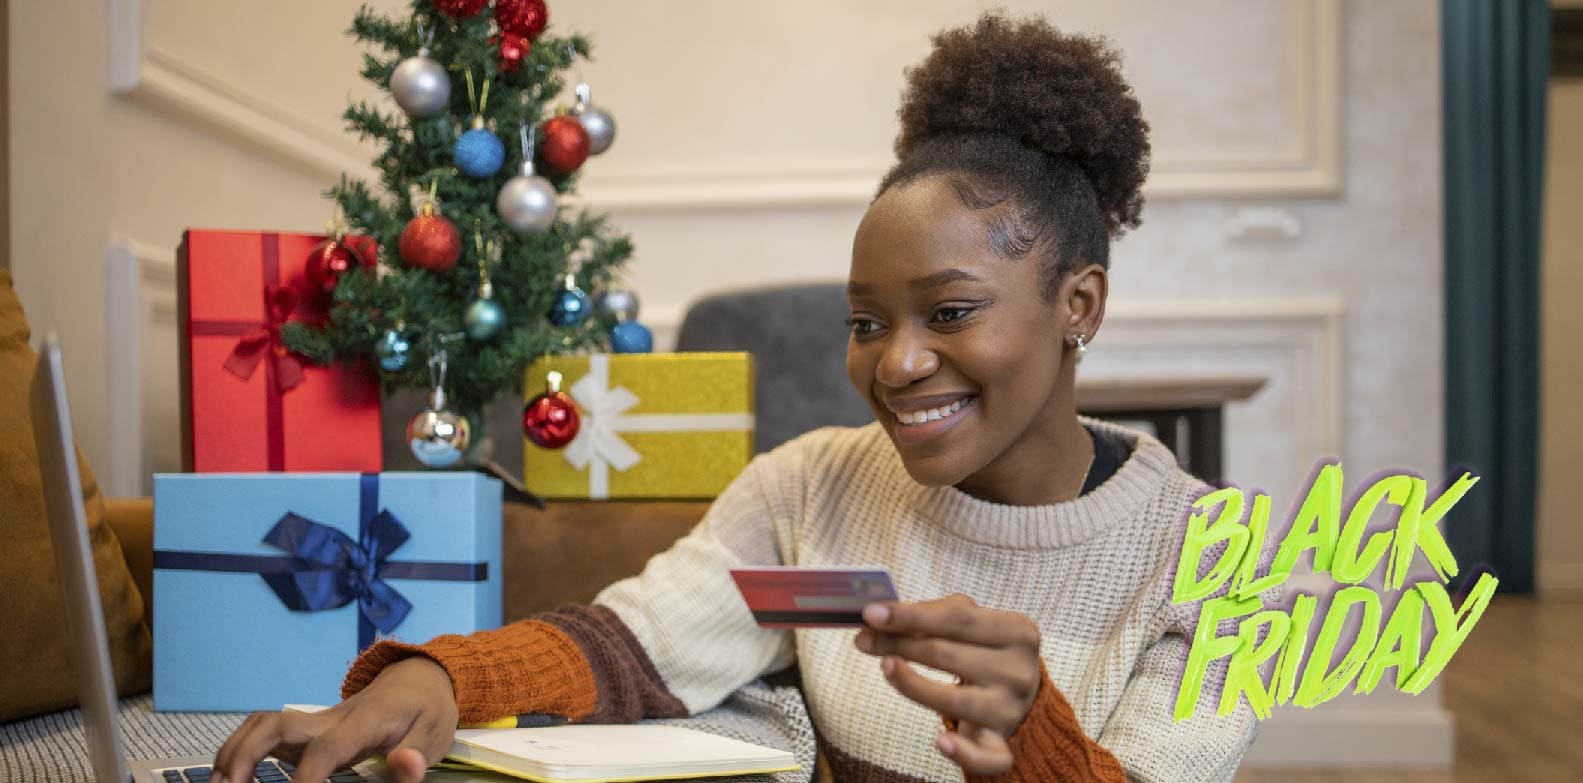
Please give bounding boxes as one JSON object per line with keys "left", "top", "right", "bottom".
{"left": 596, "top": 288, "right": 640, "bottom": 321}
{"left": 578, "top": 106, "right": 616, "bottom": 156}
{"left": 390, "top": 49, "right": 451, "bottom": 118}
{"left": 406, "top": 396, "right": 471, "bottom": 468}
{"left": 496, "top": 164, "right": 558, "bottom": 233}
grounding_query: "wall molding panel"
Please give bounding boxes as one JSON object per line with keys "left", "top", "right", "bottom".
{"left": 106, "top": 0, "right": 1341, "bottom": 210}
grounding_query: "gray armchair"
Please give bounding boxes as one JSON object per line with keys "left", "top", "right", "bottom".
{"left": 676, "top": 283, "right": 873, "bottom": 453}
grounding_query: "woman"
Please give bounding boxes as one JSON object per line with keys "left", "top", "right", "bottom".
{"left": 214, "top": 14, "right": 1258, "bottom": 783}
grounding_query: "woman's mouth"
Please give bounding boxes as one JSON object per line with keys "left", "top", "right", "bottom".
{"left": 888, "top": 395, "right": 977, "bottom": 442}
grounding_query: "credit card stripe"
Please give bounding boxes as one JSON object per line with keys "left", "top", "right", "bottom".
{"left": 752, "top": 610, "right": 866, "bottom": 625}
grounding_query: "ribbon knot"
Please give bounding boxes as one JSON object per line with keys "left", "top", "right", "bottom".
{"left": 259, "top": 510, "right": 414, "bottom": 636}
{"left": 222, "top": 284, "right": 305, "bottom": 391}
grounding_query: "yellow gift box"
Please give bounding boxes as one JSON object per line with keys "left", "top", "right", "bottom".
{"left": 524, "top": 352, "right": 755, "bottom": 499}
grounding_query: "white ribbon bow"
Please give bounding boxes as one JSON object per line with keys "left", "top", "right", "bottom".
{"left": 562, "top": 354, "right": 755, "bottom": 498}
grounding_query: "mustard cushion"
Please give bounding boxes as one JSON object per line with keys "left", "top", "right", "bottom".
{"left": 0, "top": 269, "right": 152, "bottom": 721}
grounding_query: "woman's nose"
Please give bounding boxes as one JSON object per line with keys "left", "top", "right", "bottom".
{"left": 875, "top": 329, "right": 939, "bottom": 388}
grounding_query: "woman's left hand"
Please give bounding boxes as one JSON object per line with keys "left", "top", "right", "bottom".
{"left": 854, "top": 593, "right": 1044, "bottom": 776}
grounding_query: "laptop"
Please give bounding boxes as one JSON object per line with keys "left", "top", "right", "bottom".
{"left": 32, "top": 335, "right": 501, "bottom": 783}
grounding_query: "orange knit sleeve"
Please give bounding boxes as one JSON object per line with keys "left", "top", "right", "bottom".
{"left": 958, "top": 663, "right": 1127, "bottom": 783}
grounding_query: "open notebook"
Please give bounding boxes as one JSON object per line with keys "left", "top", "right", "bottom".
{"left": 445, "top": 724, "right": 799, "bottom": 783}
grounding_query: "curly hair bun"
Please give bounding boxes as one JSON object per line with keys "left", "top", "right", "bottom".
{"left": 895, "top": 13, "right": 1150, "bottom": 235}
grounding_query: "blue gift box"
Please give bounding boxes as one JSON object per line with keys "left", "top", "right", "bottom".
{"left": 152, "top": 472, "right": 502, "bottom": 712}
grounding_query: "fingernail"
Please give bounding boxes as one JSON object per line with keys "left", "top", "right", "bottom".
{"left": 937, "top": 735, "right": 956, "bottom": 756}
{"left": 853, "top": 632, "right": 871, "bottom": 653}
{"left": 882, "top": 656, "right": 896, "bottom": 676}
{"left": 863, "top": 604, "right": 890, "bottom": 625}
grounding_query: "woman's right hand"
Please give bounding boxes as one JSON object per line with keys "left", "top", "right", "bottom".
{"left": 211, "top": 656, "right": 459, "bottom": 783}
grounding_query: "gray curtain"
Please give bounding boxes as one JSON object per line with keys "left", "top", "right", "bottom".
{"left": 1442, "top": 0, "right": 1549, "bottom": 593}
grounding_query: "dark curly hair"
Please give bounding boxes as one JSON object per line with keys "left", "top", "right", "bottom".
{"left": 877, "top": 13, "right": 1150, "bottom": 295}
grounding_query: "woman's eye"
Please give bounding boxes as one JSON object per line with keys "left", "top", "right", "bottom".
{"left": 846, "top": 317, "right": 880, "bottom": 336}
{"left": 931, "top": 307, "right": 973, "bottom": 324}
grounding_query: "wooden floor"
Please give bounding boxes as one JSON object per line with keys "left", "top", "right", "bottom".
{"left": 1233, "top": 597, "right": 1583, "bottom": 783}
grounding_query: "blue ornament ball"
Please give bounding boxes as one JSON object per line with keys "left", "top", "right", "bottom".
{"left": 610, "top": 320, "right": 653, "bottom": 353}
{"left": 375, "top": 329, "right": 411, "bottom": 371}
{"left": 549, "top": 288, "right": 593, "bottom": 327}
{"left": 464, "top": 297, "right": 508, "bottom": 340}
{"left": 455, "top": 128, "right": 505, "bottom": 178}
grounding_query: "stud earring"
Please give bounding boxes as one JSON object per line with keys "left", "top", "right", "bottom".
{"left": 1072, "top": 333, "right": 1088, "bottom": 363}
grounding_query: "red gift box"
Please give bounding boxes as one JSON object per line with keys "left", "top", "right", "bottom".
{"left": 178, "top": 230, "right": 383, "bottom": 472}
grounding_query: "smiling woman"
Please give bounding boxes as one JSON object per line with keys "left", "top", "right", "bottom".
{"left": 210, "top": 13, "right": 1262, "bottom": 783}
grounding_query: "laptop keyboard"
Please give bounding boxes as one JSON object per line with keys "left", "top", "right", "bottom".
{"left": 158, "top": 760, "right": 368, "bottom": 783}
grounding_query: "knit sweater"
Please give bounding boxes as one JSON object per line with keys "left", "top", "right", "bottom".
{"left": 346, "top": 419, "right": 1260, "bottom": 782}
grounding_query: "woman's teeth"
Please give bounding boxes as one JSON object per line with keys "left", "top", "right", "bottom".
{"left": 895, "top": 398, "right": 967, "bottom": 426}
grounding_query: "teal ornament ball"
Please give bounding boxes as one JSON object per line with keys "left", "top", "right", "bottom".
{"left": 375, "top": 328, "right": 411, "bottom": 371}
{"left": 610, "top": 320, "right": 653, "bottom": 353}
{"left": 455, "top": 127, "right": 505, "bottom": 179}
{"left": 464, "top": 297, "right": 507, "bottom": 340}
{"left": 549, "top": 287, "right": 592, "bottom": 327}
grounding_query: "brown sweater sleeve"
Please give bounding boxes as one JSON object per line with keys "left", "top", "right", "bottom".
{"left": 958, "top": 664, "right": 1127, "bottom": 783}
{"left": 341, "top": 604, "right": 686, "bottom": 726}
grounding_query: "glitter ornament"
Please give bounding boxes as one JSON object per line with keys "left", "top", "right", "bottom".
{"left": 495, "top": 0, "right": 549, "bottom": 41}
{"left": 455, "top": 117, "right": 505, "bottom": 178}
{"left": 434, "top": 0, "right": 487, "bottom": 18}
{"left": 523, "top": 370, "right": 580, "bottom": 449}
{"left": 495, "top": 32, "right": 531, "bottom": 75}
{"left": 400, "top": 200, "right": 462, "bottom": 272}
{"left": 610, "top": 320, "right": 653, "bottom": 353}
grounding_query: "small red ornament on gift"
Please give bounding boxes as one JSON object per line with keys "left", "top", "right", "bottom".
{"left": 178, "top": 230, "right": 383, "bottom": 473}
{"left": 523, "top": 371, "right": 579, "bottom": 449}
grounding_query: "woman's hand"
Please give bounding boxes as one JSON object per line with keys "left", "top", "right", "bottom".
{"left": 854, "top": 593, "right": 1044, "bottom": 776}
{"left": 211, "top": 656, "right": 459, "bottom": 783}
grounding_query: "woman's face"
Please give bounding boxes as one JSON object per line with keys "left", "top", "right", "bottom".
{"left": 846, "top": 177, "right": 1081, "bottom": 493}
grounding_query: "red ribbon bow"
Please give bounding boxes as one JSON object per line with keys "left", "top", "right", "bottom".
{"left": 221, "top": 284, "right": 305, "bottom": 391}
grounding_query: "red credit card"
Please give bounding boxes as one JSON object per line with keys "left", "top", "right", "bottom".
{"left": 730, "top": 566, "right": 899, "bottom": 628}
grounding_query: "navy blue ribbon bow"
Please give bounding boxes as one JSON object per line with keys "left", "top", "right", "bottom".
{"left": 155, "top": 474, "right": 488, "bottom": 650}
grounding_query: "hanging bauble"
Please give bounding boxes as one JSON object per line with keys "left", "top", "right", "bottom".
{"left": 455, "top": 117, "right": 505, "bottom": 179}
{"left": 523, "top": 371, "right": 580, "bottom": 449}
{"left": 595, "top": 288, "right": 639, "bottom": 322}
{"left": 304, "top": 236, "right": 366, "bottom": 298}
{"left": 407, "top": 388, "right": 471, "bottom": 467}
{"left": 573, "top": 83, "right": 616, "bottom": 156}
{"left": 494, "top": 32, "right": 531, "bottom": 75}
{"left": 400, "top": 201, "right": 462, "bottom": 272}
{"left": 464, "top": 280, "right": 507, "bottom": 341}
{"left": 610, "top": 320, "right": 654, "bottom": 354}
{"left": 434, "top": 0, "right": 487, "bottom": 18}
{"left": 390, "top": 48, "right": 450, "bottom": 118}
{"left": 548, "top": 273, "right": 592, "bottom": 327}
{"left": 375, "top": 327, "right": 411, "bottom": 371}
{"left": 540, "top": 115, "right": 590, "bottom": 175}
{"left": 497, "top": 161, "right": 558, "bottom": 234}
{"left": 496, "top": 0, "right": 549, "bottom": 41}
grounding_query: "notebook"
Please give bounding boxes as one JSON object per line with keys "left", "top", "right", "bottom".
{"left": 446, "top": 724, "right": 799, "bottom": 783}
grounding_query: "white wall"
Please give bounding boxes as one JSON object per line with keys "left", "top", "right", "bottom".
{"left": 8, "top": 0, "right": 1449, "bottom": 766}
{"left": 1539, "top": 74, "right": 1583, "bottom": 598}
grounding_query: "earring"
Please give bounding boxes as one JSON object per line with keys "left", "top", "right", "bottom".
{"left": 1072, "top": 333, "right": 1088, "bottom": 363}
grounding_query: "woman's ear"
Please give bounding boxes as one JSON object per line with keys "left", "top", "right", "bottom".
{"left": 1060, "top": 263, "right": 1108, "bottom": 343}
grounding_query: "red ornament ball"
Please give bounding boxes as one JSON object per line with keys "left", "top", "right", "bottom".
{"left": 399, "top": 207, "right": 462, "bottom": 272}
{"left": 304, "top": 237, "right": 367, "bottom": 297}
{"left": 523, "top": 390, "right": 580, "bottom": 448}
{"left": 496, "top": 0, "right": 549, "bottom": 40}
{"left": 494, "top": 32, "right": 531, "bottom": 75}
{"left": 540, "top": 115, "right": 590, "bottom": 175}
{"left": 434, "top": 0, "right": 487, "bottom": 18}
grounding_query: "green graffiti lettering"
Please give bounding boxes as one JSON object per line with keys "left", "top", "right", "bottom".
{"left": 1173, "top": 487, "right": 1249, "bottom": 603}
{"left": 1174, "top": 595, "right": 1261, "bottom": 722}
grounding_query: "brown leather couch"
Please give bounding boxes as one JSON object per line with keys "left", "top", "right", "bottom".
{"left": 105, "top": 497, "right": 710, "bottom": 627}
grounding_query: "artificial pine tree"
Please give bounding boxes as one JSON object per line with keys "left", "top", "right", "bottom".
{"left": 281, "top": 0, "right": 631, "bottom": 464}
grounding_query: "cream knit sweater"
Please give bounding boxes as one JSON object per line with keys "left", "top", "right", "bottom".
{"left": 591, "top": 419, "right": 1260, "bottom": 781}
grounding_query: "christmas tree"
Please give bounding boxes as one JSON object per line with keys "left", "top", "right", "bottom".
{"left": 282, "top": 0, "right": 640, "bottom": 464}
